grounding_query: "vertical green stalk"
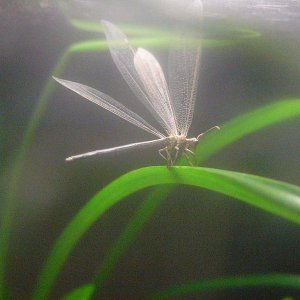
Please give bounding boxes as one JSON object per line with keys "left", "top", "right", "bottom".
{"left": 0, "top": 38, "right": 106, "bottom": 296}
{"left": 91, "top": 187, "right": 172, "bottom": 293}
{"left": 0, "top": 51, "right": 70, "bottom": 299}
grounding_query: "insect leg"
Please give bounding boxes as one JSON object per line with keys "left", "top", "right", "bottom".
{"left": 173, "top": 145, "right": 180, "bottom": 164}
{"left": 159, "top": 147, "right": 173, "bottom": 166}
{"left": 185, "top": 148, "right": 195, "bottom": 156}
{"left": 183, "top": 151, "right": 194, "bottom": 166}
{"left": 159, "top": 147, "right": 167, "bottom": 161}
{"left": 166, "top": 148, "right": 173, "bottom": 166}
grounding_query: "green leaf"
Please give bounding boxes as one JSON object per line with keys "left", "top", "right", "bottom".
{"left": 90, "top": 99, "right": 300, "bottom": 294}
{"left": 196, "top": 99, "right": 300, "bottom": 163}
{"left": 32, "top": 166, "right": 300, "bottom": 299}
{"left": 62, "top": 284, "right": 95, "bottom": 300}
{"left": 31, "top": 99, "right": 300, "bottom": 299}
{"left": 150, "top": 273, "right": 300, "bottom": 299}
{"left": 68, "top": 19, "right": 260, "bottom": 44}
{"left": 68, "top": 36, "right": 231, "bottom": 54}
{"left": 69, "top": 19, "right": 168, "bottom": 36}
{"left": 92, "top": 186, "right": 172, "bottom": 291}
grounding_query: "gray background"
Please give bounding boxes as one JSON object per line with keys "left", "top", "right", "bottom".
{"left": 1, "top": 0, "right": 300, "bottom": 299}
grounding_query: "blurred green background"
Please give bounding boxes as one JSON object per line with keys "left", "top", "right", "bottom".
{"left": 1, "top": 1, "right": 300, "bottom": 299}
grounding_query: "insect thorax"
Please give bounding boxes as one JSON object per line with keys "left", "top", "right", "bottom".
{"left": 158, "top": 135, "right": 198, "bottom": 166}
{"left": 166, "top": 135, "right": 198, "bottom": 150}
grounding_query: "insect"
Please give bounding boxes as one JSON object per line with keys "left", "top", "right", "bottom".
{"left": 54, "top": 2, "right": 219, "bottom": 166}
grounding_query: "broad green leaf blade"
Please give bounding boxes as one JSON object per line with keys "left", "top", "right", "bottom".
{"left": 32, "top": 166, "right": 300, "bottom": 300}
{"left": 62, "top": 284, "right": 95, "bottom": 300}
{"left": 151, "top": 273, "right": 300, "bottom": 299}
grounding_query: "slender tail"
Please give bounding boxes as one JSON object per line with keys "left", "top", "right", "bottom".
{"left": 65, "top": 138, "right": 167, "bottom": 161}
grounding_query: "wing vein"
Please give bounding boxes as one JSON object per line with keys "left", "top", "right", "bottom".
{"left": 53, "top": 77, "right": 165, "bottom": 139}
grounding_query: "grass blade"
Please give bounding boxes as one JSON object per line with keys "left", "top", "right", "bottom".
{"left": 0, "top": 51, "right": 70, "bottom": 300}
{"left": 92, "top": 186, "right": 172, "bottom": 290}
{"left": 32, "top": 166, "right": 300, "bottom": 299}
{"left": 63, "top": 273, "right": 300, "bottom": 299}
{"left": 31, "top": 99, "right": 300, "bottom": 299}
{"left": 87, "top": 98, "right": 300, "bottom": 297}
{"left": 62, "top": 284, "right": 95, "bottom": 300}
{"left": 150, "top": 273, "right": 300, "bottom": 299}
{"left": 197, "top": 98, "right": 300, "bottom": 163}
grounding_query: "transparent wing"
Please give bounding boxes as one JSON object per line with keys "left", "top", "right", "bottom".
{"left": 168, "top": 0, "right": 203, "bottom": 136}
{"left": 53, "top": 77, "right": 165, "bottom": 139}
{"left": 102, "top": 20, "right": 174, "bottom": 135}
{"left": 134, "top": 48, "right": 178, "bottom": 135}
{"left": 168, "top": 41, "right": 201, "bottom": 136}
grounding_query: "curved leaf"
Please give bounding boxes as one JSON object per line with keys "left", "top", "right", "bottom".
{"left": 150, "top": 273, "right": 300, "bottom": 299}
{"left": 31, "top": 99, "right": 300, "bottom": 299}
{"left": 62, "top": 284, "right": 95, "bottom": 300}
{"left": 90, "top": 98, "right": 300, "bottom": 295}
{"left": 196, "top": 98, "right": 300, "bottom": 163}
{"left": 32, "top": 166, "right": 300, "bottom": 299}
{"left": 48, "top": 273, "right": 300, "bottom": 300}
